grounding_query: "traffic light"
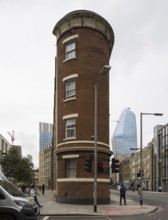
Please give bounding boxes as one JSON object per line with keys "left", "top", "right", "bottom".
{"left": 97, "top": 162, "right": 103, "bottom": 173}
{"left": 137, "top": 169, "right": 144, "bottom": 177}
{"left": 84, "top": 157, "right": 92, "bottom": 172}
{"left": 112, "top": 158, "right": 119, "bottom": 173}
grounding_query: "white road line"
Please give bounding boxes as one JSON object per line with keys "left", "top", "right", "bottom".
{"left": 41, "top": 216, "right": 49, "bottom": 220}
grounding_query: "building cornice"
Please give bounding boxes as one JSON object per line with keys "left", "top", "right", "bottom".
{"left": 57, "top": 178, "right": 110, "bottom": 183}
{"left": 56, "top": 146, "right": 112, "bottom": 156}
{"left": 53, "top": 10, "right": 114, "bottom": 55}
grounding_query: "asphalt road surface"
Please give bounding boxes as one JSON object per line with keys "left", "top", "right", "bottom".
{"left": 40, "top": 217, "right": 108, "bottom": 220}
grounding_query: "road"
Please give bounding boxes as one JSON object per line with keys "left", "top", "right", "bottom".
{"left": 40, "top": 217, "right": 108, "bottom": 220}
{"left": 40, "top": 190, "right": 168, "bottom": 220}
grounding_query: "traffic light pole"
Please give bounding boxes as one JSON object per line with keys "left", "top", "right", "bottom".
{"left": 94, "top": 83, "right": 98, "bottom": 213}
{"left": 140, "top": 113, "right": 143, "bottom": 205}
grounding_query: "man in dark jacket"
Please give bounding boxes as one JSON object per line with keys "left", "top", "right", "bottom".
{"left": 42, "top": 184, "right": 45, "bottom": 196}
{"left": 120, "top": 184, "right": 127, "bottom": 205}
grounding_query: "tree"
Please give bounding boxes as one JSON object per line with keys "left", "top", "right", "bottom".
{"left": 17, "top": 157, "right": 34, "bottom": 185}
{"left": 2, "top": 148, "right": 34, "bottom": 185}
{"left": 3, "top": 148, "right": 21, "bottom": 183}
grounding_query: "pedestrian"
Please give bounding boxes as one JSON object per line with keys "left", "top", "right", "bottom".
{"left": 119, "top": 183, "right": 127, "bottom": 205}
{"left": 30, "top": 185, "right": 43, "bottom": 208}
{"left": 21, "top": 184, "right": 26, "bottom": 193}
{"left": 42, "top": 184, "right": 45, "bottom": 196}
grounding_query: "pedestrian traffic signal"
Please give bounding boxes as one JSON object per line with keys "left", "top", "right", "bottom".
{"left": 112, "top": 158, "right": 119, "bottom": 173}
{"left": 97, "top": 162, "right": 103, "bottom": 173}
{"left": 137, "top": 169, "right": 144, "bottom": 177}
{"left": 84, "top": 157, "right": 92, "bottom": 172}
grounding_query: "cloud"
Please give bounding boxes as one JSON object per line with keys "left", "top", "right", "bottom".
{"left": 0, "top": 0, "right": 168, "bottom": 166}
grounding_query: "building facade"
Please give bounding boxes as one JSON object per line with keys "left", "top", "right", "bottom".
{"left": 39, "top": 144, "right": 52, "bottom": 189}
{"left": 153, "top": 124, "right": 168, "bottom": 192}
{"left": 0, "top": 134, "right": 11, "bottom": 172}
{"left": 118, "top": 122, "right": 168, "bottom": 192}
{"left": 52, "top": 10, "right": 114, "bottom": 204}
{"left": 39, "top": 122, "right": 53, "bottom": 151}
{"left": 120, "top": 144, "right": 152, "bottom": 191}
{"left": 119, "top": 157, "right": 131, "bottom": 188}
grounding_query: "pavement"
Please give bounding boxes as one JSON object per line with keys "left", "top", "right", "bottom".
{"left": 38, "top": 189, "right": 156, "bottom": 217}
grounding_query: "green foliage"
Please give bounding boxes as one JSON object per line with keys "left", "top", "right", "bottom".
{"left": 2, "top": 148, "right": 34, "bottom": 185}
{"left": 17, "top": 157, "right": 34, "bottom": 185}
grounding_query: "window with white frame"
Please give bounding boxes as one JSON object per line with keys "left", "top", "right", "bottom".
{"left": 65, "top": 41, "right": 76, "bottom": 60}
{"left": 67, "top": 159, "right": 76, "bottom": 177}
{"left": 65, "top": 118, "right": 76, "bottom": 138}
{"left": 65, "top": 79, "right": 75, "bottom": 98}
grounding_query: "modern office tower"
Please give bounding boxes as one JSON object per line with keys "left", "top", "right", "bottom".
{"left": 52, "top": 10, "right": 114, "bottom": 204}
{"left": 39, "top": 122, "right": 53, "bottom": 151}
{"left": 112, "top": 108, "right": 137, "bottom": 157}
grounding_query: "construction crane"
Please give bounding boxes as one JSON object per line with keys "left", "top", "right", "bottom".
{"left": 7, "top": 131, "right": 15, "bottom": 145}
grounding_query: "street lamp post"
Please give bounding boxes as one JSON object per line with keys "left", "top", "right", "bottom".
{"left": 139, "top": 112, "right": 163, "bottom": 205}
{"left": 94, "top": 65, "right": 111, "bottom": 212}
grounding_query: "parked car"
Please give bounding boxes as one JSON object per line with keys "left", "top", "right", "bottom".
{"left": 0, "top": 171, "right": 40, "bottom": 220}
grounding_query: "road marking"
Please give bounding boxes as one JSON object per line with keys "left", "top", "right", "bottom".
{"left": 41, "top": 217, "right": 49, "bottom": 220}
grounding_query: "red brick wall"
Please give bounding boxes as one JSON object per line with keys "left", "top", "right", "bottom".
{"left": 54, "top": 12, "right": 114, "bottom": 204}
{"left": 57, "top": 27, "right": 110, "bottom": 144}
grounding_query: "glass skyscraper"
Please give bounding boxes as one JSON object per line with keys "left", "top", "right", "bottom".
{"left": 39, "top": 122, "right": 53, "bottom": 151}
{"left": 112, "top": 108, "right": 137, "bottom": 157}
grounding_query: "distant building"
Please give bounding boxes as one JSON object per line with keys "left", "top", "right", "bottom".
{"left": 39, "top": 144, "right": 52, "bottom": 189}
{"left": 112, "top": 108, "right": 137, "bottom": 157}
{"left": 0, "top": 134, "right": 11, "bottom": 172}
{"left": 0, "top": 134, "right": 11, "bottom": 153}
{"left": 120, "top": 144, "right": 152, "bottom": 191}
{"left": 33, "top": 169, "right": 39, "bottom": 186}
{"left": 39, "top": 122, "right": 53, "bottom": 151}
{"left": 153, "top": 124, "right": 168, "bottom": 192}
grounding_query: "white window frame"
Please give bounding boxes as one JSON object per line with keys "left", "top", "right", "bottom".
{"left": 65, "top": 79, "right": 75, "bottom": 98}
{"left": 67, "top": 159, "right": 76, "bottom": 177}
{"left": 65, "top": 41, "right": 76, "bottom": 60}
{"left": 65, "top": 118, "right": 76, "bottom": 139}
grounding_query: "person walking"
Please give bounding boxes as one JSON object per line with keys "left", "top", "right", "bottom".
{"left": 30, "top": 185, "right": 43, "bottom": 208}
{"left": 119, "top": 183, "right": 127, "bottom": 205}
{"left": 42, "top": 184, "right": 45, "bottom": 196}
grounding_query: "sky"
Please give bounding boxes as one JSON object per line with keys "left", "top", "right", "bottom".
{"left": 0, "top": 0, "right": 168, "bottom": 168}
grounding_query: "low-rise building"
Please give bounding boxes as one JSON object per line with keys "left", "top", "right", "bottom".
{"left": 120, "top": 143, "right": 152, "bottom": 190}
{"left": 119, "top": 156, "right": 130, "bottom": 188}
{"left": 39, "top": 144, "right": 52, "bottom": 189}
{"left": 0, "top": 134, "right": 11, "bottom": 172}
{"left": 153, "top": 124, "right": 168, "bottom": 192}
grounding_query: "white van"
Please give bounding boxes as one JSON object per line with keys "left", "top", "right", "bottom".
{"left": 0, "top": 171, "right": 40, "bottom": 220}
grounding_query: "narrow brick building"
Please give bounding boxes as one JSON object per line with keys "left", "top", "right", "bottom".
{"left": 52, "top": 10, "right": 114, "bottom": 204}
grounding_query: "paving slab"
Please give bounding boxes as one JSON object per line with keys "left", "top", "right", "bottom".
{"left": 38, "top": 189, "right": 156, "bottom": 216}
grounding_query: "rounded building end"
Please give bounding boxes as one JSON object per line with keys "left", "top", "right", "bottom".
{"left": 53, "top": 10, "right": 114, "bottom": 55}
